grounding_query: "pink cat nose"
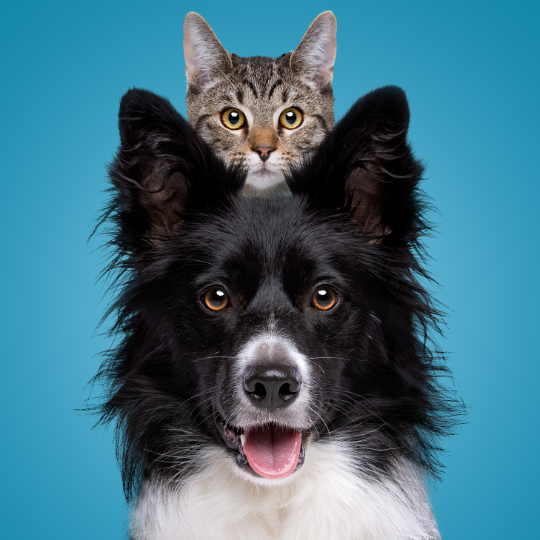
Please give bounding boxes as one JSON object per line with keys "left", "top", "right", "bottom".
{"left": 253, "top": 145, "right": 276, "bottom": 162}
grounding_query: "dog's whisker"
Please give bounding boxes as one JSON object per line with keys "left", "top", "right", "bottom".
{"left": 191, "top": 355, "right": 237, "bottom": 363}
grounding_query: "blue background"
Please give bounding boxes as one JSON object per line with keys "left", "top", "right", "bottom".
{"left": 1, "top": 0, "right": 538, "bottom": 537}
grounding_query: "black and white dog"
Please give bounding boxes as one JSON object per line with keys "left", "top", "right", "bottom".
{"left": 96, "top": 86, "right": 456, "bottom": 539}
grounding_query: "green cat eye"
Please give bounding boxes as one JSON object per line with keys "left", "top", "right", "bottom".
{"left": 221, "top": 108, "right": 246, "bottom": 130}
{"left": 279, "top": 107, "right": 303, "bottom": 129}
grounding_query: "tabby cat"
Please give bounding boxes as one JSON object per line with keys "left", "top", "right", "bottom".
{"left": 183, "top": 11, "right": 336, "bottom": 196}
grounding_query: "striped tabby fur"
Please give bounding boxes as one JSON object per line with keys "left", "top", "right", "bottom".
{"left": 184, "top": 11, "right": 336, "bottom": 196}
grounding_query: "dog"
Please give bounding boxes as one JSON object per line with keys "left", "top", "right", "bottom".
{"left": 96, "top": 85, "right": 455, "bottom": 539}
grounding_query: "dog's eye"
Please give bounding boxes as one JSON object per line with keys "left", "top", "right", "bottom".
{"left": 311, "top": 287, "right": 337, "bottom": 311}
{"left": 203, "top": 287, "right": 229, "bottom": 311}
{"left": 279, "top": 107, "right": 303, "bottom": 129}
{"left": 221, "top": 108, "right": 246, "bottom": 130}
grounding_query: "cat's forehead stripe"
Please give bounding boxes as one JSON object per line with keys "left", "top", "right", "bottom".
{"left": 243, "top": 80, "right": 258, "bottom": 99}
{"left": 282, "top": 88, "right": 289, "bottom": 103}
{"left": 267, "top": 80, "right": 282, "bottom": 100}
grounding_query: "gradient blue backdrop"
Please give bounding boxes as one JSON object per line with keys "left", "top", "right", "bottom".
{"left": 1, "top": 0, "right": 538, "bottom": 537}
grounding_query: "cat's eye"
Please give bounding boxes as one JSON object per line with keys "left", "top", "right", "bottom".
{"left": 279, "top": 108, "right": 303, "bottom": 129}
{"left": 311, "top": 286, "right": 337, "bottom": 311}
{"left": 202, "top": 287, "right": 229, "bottom": 311}
{"left": 221, "top": 108, "right": 246, "bottom": 130}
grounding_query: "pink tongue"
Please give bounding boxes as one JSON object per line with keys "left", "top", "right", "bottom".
{"left": 243, "top": 425, "right": 302, "bottom": 479}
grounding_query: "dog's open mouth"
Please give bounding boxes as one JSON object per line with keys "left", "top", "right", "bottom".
{"left": 214, "top": 411, "right": 306, "bottom": 479}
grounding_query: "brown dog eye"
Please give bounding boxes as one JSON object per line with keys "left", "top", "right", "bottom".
{"left": 221, "top": 108, "right": 246, "bottom": 130}
{"left": 279, "top": 107, "right": 303, "bottom": 129}
{"left": 311, "top": 287, "right": 337, "bottom": 311}
{"left": 203, "top": 287, "right": 229, "bottom": 311}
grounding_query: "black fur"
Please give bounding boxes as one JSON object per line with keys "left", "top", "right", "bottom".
{"left": 94, "top": 86, "right": 458, "bottom": 504}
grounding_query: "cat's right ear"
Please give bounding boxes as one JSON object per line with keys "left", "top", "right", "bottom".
{"left": 183, "top": 12, "right": 233, "bottom": 91}
{"left": 109, "top": 89, "right": 241, "bottom": 253}
{"left": 290, "top": 11, "right": 337, "bottom": 89}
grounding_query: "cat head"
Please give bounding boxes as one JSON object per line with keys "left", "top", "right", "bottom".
{"left": 183, "top": 11, "right": 337, "bottom": 196}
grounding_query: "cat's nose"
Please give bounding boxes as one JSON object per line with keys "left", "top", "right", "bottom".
{"left": 253, "top": 144, "right": 276, "bottom": 162}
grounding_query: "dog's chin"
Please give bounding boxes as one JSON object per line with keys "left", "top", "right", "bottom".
{"left": 213, "top": 409, "right": 307, "bottom": 483}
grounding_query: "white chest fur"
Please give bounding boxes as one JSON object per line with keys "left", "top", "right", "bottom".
{"left": 130, "top": 440, "right": 440, "bottom": 540}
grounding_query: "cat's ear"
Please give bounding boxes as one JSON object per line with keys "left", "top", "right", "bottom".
{"left": 109, "top": 89, "right": 241, "bottom": 252}
{"left": 289, "top": 86, "right": 424, "bottom": 244}
{"left": 290, "top": 11, "right": 337, "bottom": 89}
{"left": 183, "top": 12, "right": 233, "bottom": 91}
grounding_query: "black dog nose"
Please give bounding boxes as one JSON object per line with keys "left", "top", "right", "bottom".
{"left": 243, "top": 364, "right": 302, "bottom": 410}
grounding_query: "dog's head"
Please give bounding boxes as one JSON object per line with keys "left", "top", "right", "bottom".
{"left": 101, "top": 87, "right": 447, "bottom": 494}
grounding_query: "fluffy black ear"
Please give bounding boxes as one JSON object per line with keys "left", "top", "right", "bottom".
{"left": 108, "top": 88, "right": 243, "bottom": 253}
{"left": 289, "top": 86, "right": 424, "bottom": 245}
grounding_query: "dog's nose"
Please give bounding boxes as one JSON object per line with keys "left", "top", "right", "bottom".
{"left": 243, "top": 364, "right": 302, "bottom": 410}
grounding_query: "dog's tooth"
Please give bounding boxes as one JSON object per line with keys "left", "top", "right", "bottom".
{"left": 240, "top": 434, "right": 246, "bottom": 446}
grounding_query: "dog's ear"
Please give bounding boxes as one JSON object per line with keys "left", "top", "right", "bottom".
{"left": 289, "top": 86, "right": 424, "bottom": 244}
{"left": 109, "top": 89, "right": 242, "bottom": 252}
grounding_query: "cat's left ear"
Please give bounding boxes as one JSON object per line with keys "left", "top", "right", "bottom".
{"left": 183, "top": 12, "right": 233, "bottom": 91}
{"left": 290, "top": 11, "right": 337, "bottom": 89}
